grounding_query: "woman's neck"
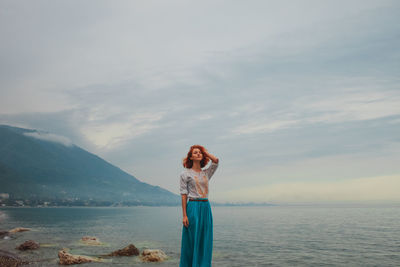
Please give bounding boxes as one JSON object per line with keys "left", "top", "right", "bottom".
{"left": 191, "top": 161, "right": 202, "bottom": 172}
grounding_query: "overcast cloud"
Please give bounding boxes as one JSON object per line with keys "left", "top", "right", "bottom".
{"left": 1, "top": 0, "right": 399, "bottom": 203}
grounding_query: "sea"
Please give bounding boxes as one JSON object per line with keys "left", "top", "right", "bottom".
{"left": 1, "top": 204, "right": 400, "bottom": 266}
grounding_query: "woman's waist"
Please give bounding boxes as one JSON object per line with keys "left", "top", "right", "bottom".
{"left": 189, "top": 198, "right": 208, "bottom": 202}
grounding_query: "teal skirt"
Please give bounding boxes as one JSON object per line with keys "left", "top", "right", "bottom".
{"left": 180, "top": 198, "right": 213, "bottom": 267}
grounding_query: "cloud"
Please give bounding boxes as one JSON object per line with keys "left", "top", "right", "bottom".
{"left": 302, "top": 88, "right": 400, "bottom": 124}
{"left": 225, "top": 78, "right": 400, "bottom": 136}
{"left": 23, "top": 131, "right": 74, "bottom": 147}
{"left": 232, "top": 119, "right": 300, "bottom": 135}
{"left": 80, "top": 111, "right": 165, "bottom": 149}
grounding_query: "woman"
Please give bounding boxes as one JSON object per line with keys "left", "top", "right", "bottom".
{"left": 179, "top": 145, "right": 219, "bottom": 267}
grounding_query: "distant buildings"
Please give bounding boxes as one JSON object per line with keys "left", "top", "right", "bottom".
{"left": 0, "top": 193, "right": 10, "bottom": 206}
{"left": 0, "top": 193, "right": 9, "bottom": 199}
{"left": 15, "top": 200, "right": 24, "bottom": 206}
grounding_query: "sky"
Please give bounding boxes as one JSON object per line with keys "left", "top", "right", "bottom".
{"left": 1, "top": 0, "right": 399, "bottom": 204}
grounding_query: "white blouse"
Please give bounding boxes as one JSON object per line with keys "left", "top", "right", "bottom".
{"left": 179, "top": 162, "right": 219, "bottom": 199}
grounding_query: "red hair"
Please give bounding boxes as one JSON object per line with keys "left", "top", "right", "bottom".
{"left": 183, "top": 145, "right": 210, "bottom": 169}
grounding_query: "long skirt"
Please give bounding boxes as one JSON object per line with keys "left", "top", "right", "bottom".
{"left": 180, "top": 198, "right": 213, "bottom": 267}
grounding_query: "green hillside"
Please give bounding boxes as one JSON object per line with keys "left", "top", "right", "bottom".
{"left": 0, "top": 125, "right": 179, "bottom": 206}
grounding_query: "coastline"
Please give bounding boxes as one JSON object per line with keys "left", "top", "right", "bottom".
{"left": 0, "top": 208, "right": 176, "bottom": 266}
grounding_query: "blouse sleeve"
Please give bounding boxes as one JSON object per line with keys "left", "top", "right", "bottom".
{"left": 179, "top": 172, "right": 188, "bottom": 195}
{"left": 205, "top": 161, "right": 219, "bottom": 180}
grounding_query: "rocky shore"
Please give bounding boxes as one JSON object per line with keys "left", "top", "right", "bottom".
{"left": 0, "top": 225, "right": 169, "bottom": 266}
{"left": 0, "top": 249, "right": 30, "bottom": 267}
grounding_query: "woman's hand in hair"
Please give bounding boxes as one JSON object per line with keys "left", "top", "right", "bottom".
{"left": 204, "top": 148, "right": 219, "bottom": 164}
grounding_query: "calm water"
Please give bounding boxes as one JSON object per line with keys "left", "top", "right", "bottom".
{"left": 1, "top": 205, "right": 400, "bottom": 266}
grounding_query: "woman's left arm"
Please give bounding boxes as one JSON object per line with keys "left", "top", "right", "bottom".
{"left": 203, "top": 149, "right": 219, "bottom": 179}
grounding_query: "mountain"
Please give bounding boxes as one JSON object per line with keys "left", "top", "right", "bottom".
{"left": 0, "top": 125, "right": 179, "bottom": 206}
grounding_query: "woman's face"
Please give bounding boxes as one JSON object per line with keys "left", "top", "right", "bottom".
{"left": 190, "top": 148, "right": 203, "bottom": 161}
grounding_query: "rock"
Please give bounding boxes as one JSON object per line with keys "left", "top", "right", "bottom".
{"left": 0, "top": 249, "right": 30, "bottom": 267}
{"left": 140, "top": 249, "right": 168, "bottom": 262}
{"left": 58, "top": 248, "right": 103, "bottom": 265}
{"left": 81, "top": 236, "right": 103, "bottom": 245}
{"left": 16, "top": 240, "right": 40, "bottom": 250}
{"left": 107, "top": 244, "right": 139, "bottom": 256}
{"left": 8, "top": 227, "right": 30, "bottom": 233}
{"left": 0, "top": 231, "right": 9, "bottom": 238}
